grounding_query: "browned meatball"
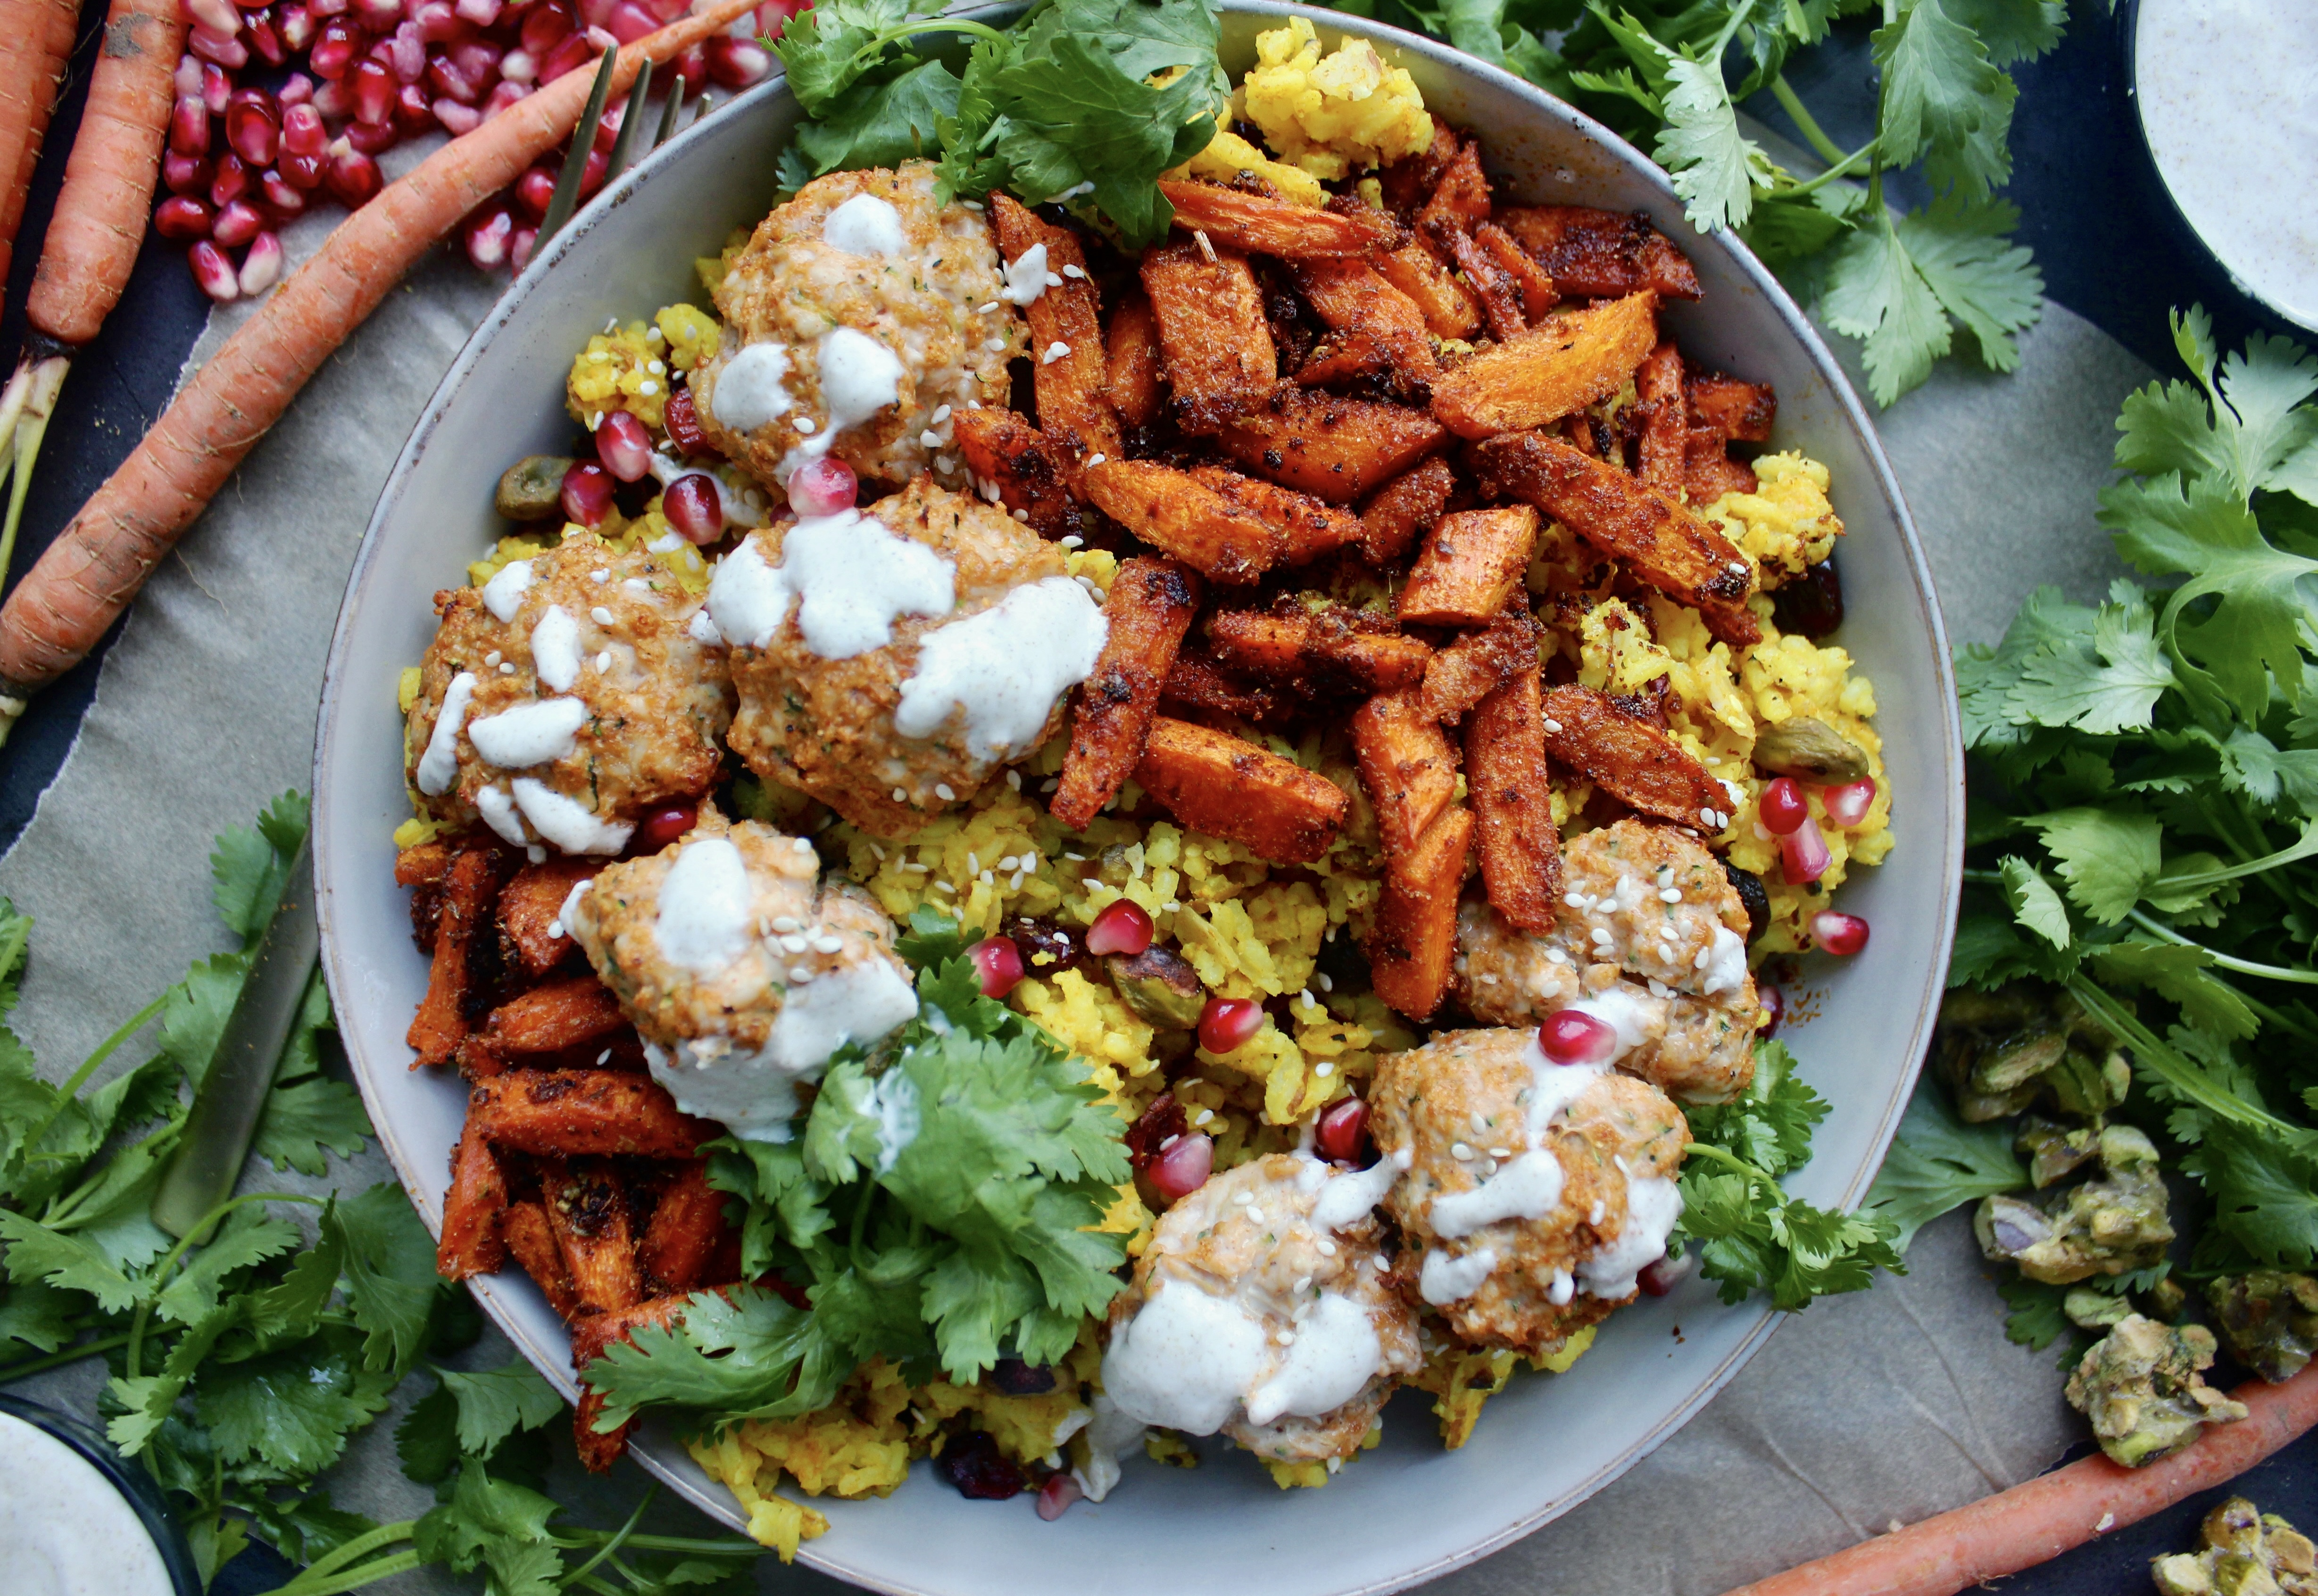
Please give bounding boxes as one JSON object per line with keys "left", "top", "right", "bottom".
{"left": 1456, "top": 818, "right": 1759, "bottom": 1102}
{"left": 1370, "top": 1027, "right": 1687, "bottom": 1357}
{"left": 405, "top": 535, "right": 731, "bottom": 853}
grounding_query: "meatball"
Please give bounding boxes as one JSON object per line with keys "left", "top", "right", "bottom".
{"left": 1456, "top": 818, "right": 1759, "bottom": 1102}
{"left": 406, "top": 535, "right": 731, "bottom": 854}
{"left": 1101, "top": 1153, "right": 1420, "bottom": 1465}
{"left": 1369, "top": 1027, "right": 1687, "bottom": 1356}
{"left": 567, "top": 813, "right": 918, "bottom": 1141}
{"left": 690, "top": 163, "right": 1022, "bottom": 495}
{"left": 709, "top": 476, "right": 1107, "bottom": 837}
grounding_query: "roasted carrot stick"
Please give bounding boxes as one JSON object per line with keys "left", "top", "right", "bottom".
{"left": 0, "top": 0, "right": 757, "bottom": 740}
{"left": 1720, "top": 1363, "right": 2318, "bottom": 1596}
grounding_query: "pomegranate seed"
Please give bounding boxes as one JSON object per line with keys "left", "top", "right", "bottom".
{"left": 499, "top": 45, "right": 536, "bottom": 81}
{"left": 577, "top": 0, "right": 614, "bottom": 28}
{"left": 1811, "top": 910, "right": 1869, "bottom": 956}
{"left": 155, "top": 196, "right": 216, "bottom": 240}
{"left": 667, "top": 41, "right": 706, "bottom": 91}
{"left": 209, "top": 151, "right": 249, "bottom": 206}
{"left": 164, "top": 151, "right": 214, "bottom": 197}
{"left": 1822, "top": 777, "right": 1877, "bottom": 830}
{"left": 482, "top": 78, "right": 528, "bottom": 116}
{"left": 663, "top": 386, "right": 709, "bottom": 455}
{"left": 703, "top": 34, "right": 770, "bottom": 87}
{"left": 455, "top": 0, "right": 499, "bottom": 22}
{"left": 519, "top": 0, "right": 570, "bottom": 55}
{"left": 310, "top": 16, "right": 361, "bottom": 76}
{"left": 428, "top": 54, "right": 482, "bottom": 102}
{"left": 662, "top": 473, "right": 723, "bottom": 542}
{"left": 280, "top": 100, "right": 325, "bottom": 155}
{"left": 187, "top": 0, "right": 241, "bottom": 36}
{"left": 246, "top": 8, "right": 287, "bottom": 65}
{"left": 1084, "top": 899, "right": 1152, "bottom": 958}
{"left": 1638, "top": 1255, "right": 1690, "bottom": 1297}
{"left": 310, "top": 75, "right": 353, "bottom": 117}
{"left": 449, "top": 38, "right": 498, "bottom": 75}
{"left": 577, "top": 145, "right": 606, "bottom": 195}
{"left": 1149, "top": 1133, "right": 1213, "bottom": 1199}
{"left": 343, "top": 116, "right": 400, "bottom": 153}
{"left": 310, "top": 0, "right": 346, "bottom": 13}
{"left": 604, "top": 0, "right": 654, "bottom": 39}
{"left": 190, "top": 24, "right": 250, "bottom": 66}
{"left": 352, "top": 57, "right": 394, "bottom": 121}
{"left": 1035, "top": 1471, "right": 1083, "bottom": 1522}
{"left": 786, "top": 456, "right": 857, "bottom": 516}
{"left": 968, "top": 936, "right": 1025, "bottom": 999}
{"left": 508, "top": 224, "right": 536, "bottom": 267}
{"left": 433, "top": 97, "right": 480, "bottom": 132}
{"left": 465, "top": 207, "right": 513, "bottom": 269}
{"left": 590, "top": 410, "right": 648, "bottom": 480}
{"left": 202, "top": 60, "right": 233, "bottom": 114}
{"left": 237, "top": 231, "right": 284, "bottom": 294}
{"left": 755, "top": 0, "right": 803, "bottom": 35}
{"left": 394, "top": 80, "right": 433, "bottom": 134}
{"left": 1778, "top": 812, "right": 1831, "bottom": 886}
{"left": 561, "top": 460, "right": 614, "bottom": 525}
{"left": 326, "top": 141, "right": 383, "bottom": 204}
{"left": 412, "top": 0, "right": 460, "bottom": 39}
{"left": 1315, "top": 1096, "right": 1369, "bottom": 1165}
{"left": 1198, "top": 997, "right": 1263, "bottom": 1056}
{"left": 633, "top": 804, "right": 696, "bottom": 852}
{"left": 278, "top": 72, "right": 314, "bottom": 107}
{"left": 257, "top": 168, "right": 304, "bottom": 216}
{"left": 280, "top": 149, "right": 324, "bottom": 188}
{"left": 1539, "top": 1007, "right": 1618, "bottom": 1065}
{"left": 1757, "top": 984, "right": 1784, "bottom": 1037}
{"left": 514, "top": 161, "right": 556, "bottom": 215}
{"left": 171, "top": 95, "right": 211, "bottom": 156}
{"left": 593, "top": 99, "right": 624, "bottom": 151}
{"left": 538, "top": 31, "right": 592, "bottom": 80}
{"left": 176, "top": 57, "right": 204, "bottom": 99}
{"left": 189, "top": 240, "right": 241, "bottom": 301}
{"left": 212, "top": 197, "right": 265, "bottom": 246}
{"left": 278, "top": 5, "right": 314, "bottom": 51}
{"left": 350, "top": 0, "right": 396, "bottom": 25}
{"left": 1756, "top": 776, "right": 1808, "bottom": 836}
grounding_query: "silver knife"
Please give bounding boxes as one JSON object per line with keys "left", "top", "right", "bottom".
{"left": 150, "top": 831, "right": 322, "bottom": 1240}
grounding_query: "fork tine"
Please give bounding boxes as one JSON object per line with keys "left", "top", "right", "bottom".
{"left": 601, "top": 58, "right": 655, "bottom": 188}
{"left": 652, "top": 77, "right": 687, "bottom": 149}
{"left": 537, "top": 46, "right": 618, "bottom": 247}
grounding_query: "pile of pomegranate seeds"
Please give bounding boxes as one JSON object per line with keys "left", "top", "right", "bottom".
{"left": 161, "top": 0, "right": 795, "bottom": 303}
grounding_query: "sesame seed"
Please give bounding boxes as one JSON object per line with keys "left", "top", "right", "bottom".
{"left": 526, "top": 844, "right": 546, "bottom": 864}
{"left": 1059, "top": 534, "right": 1083, "bottom": 548}
{"left": 624, "top": 578, "right": 649, "bottom": 592}
{"left": 1275, "top": 1330, "right": 1295, "bottom": 1346}
{"left": 932, "top": 880, "right": 955, "bottom": 893}
{"left": 772, "top": 917, "right": 801, "bottom": 933}
{"left": 794, "top": 838, "right": 814, "bottom": 854}
{"left": 1246, "top": 1209, "right": 1265, "bottom": 1225}
{"left": 1451, "top": 1142, "right": 1474, "bottom": 1160}
{"left": 1317, "top": 973, "right": 1333, "bottom": 992}
{"left": 1194, "top": 1108, "right": 1214, "bottom": 1126}
{"left": 1544, "top": 718, "right": 1563, "bottom": 734}
{"left": 1013, "top": 509, "right": 1029, "bottom": 521}
{"left": 594, "top": 651, "right": 612, "bottom": 672}
{"left": 1062, "top": 264, "right": 1084, "bottom": 278}
{"left": 1661, "top": 888, "right": 1682, "bottom": 902}
{"left": 1488, "top": 1147, "right": 1511, "bottom": 1159}
{"left": 977, "top": 301, "right": 999, "bottom": 314}
{"left": 935, "top": 783, "right": 956, "bottom": 801}
{"left": 591, "top": 606, "right": 614, "bottom": 626}
{"left": 1233, "top": 1191, "right": 1253, "bottom": 1204}
{"left": 813, "top": 935, "right": 843, "bottom": 954}
{"left": 794, "top": 417, "right": 816, "bottom": 433}
{"left": 638, "top": 380, "right": 657, "bottom": 396}
{"left": 967, "top": 854, "right": 980, "bottom": 875}
{"left": 485, "top": 650, "right": 502, "bottom": 666}
{"left": 1045, "top": 272, "right": 1063, "bottom": 287}
{"left": 920, "top": 430, "right": 942, "bottom": 447}
{"left": 1194, "top": 229, "right": 1216, "bottom": 262}
{"left": 498, "top": 662, "right": 516, "bottom": 674}
{"left": 789, "top": 966, "right": 815, "bottom": 983}
{"left": 780, "top": 934, "right": 809, "bottom": 954}
{"left": 1042, "top": 341, "right": 1071, "bottom": 364}
{"left": 591, "top": 568, "right": 611, "bottom": 583}
{"left": 1010, "top": 870, "right": 1026, "bottom": 889}
{"left": 893, "top": 787, "right": 908, "bottom": 802}
{"left": 1314, "top": 1061, "right": 1333, "bottom": 1077}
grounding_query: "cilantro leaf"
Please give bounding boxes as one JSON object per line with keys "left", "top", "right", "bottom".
{"left": 1997, "top": 855, "right": 2071, "bottom": 949}
{"left": 436, "top": 1361, "right": 567, "bottom": 1456}
{"left": 413, "top": 1460, "right": 565, "bottom": 1596}
{"left": 1872, "top": 0, "right": 2016, "bottom": 199}
{"left": 395, "top": 1379, "right": 464, "bottom": 1486}
{"left": 153, "top": 1206, "right": 302, "bottom": 1327}
{"left": 328, "top": 1183, "right": 440, "bottom": 1375}
{"left": 210, "top": 791, "right": 307, "bottom": 946}
{"left": 1996, "top": 1273, "right": 2072, "bottom": 1351}
{"left": 2001, "top": 581, "right": 2172, "bottom": 734}
{"left": 1943, "top": 0, "right": 2066, "bottom": 66}
{"left": 1820, "top": 213, "right": 1952, "bottom": 405}
{"left": 2182, "top": 1119, "right": 2318, "bottom": 1267}
{"left": 772, "top": 0, "right": 928, "bottom": 114}
{"left": 196, "top": 1336, "right": 393, "bottom": 1478}
{"left": 0, "top": 1278, "right": 74, "bottom": 1354}
{"left": 1655, "top": 53, "right": 1773, "bottom": 231}
{"left": 0, "top": 1209, "right": 146, "bottom": 1313}
{"left": 789, "top": 58, "right": 962, "bottom": 180}
{"left": 2120, "top": 308, "right": 2318, "bottom": 504}
{"left": 1863, "top": 1078, "right": 2026, "bottom": 1251}
{"left": 2088, "top": 940, "right": 2258, "bottom": 1041}
{"left": 2019, "top": 807, "right": 2160, "bottom": 924}
{"left": 1893, "top": 194, "right": 2042, "bottom": 372}
{"left": 1683, "top": 1039, "right": 1826, "bottom": 1178}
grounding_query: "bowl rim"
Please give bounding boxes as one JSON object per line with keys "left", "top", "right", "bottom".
{"left": 312, "top": 5, "right": 1962, "bottom": 1588}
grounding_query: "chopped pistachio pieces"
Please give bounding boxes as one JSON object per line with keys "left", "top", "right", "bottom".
{"left": 2064, "top": 1314, "right": 2247, "bottom": 1468}
{"left": 2153, "top": 1496, "right": 2318, "bottom": 1596}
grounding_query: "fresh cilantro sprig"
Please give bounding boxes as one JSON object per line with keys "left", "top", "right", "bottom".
{"left": 1916, "top": 307, "right": 2318, "bottom": 1281}
{"left": 1673, "top": 1040, "right": 1903, "bottom": 1311}
{"left": 1339, "top": 0, "right": 2050, "bottom": 404}
{"left": 589, "top": 917, "right": 1128, "bottom": 1434}
{"left": 773, "top": 0, "right": 1229, "bottom": 247}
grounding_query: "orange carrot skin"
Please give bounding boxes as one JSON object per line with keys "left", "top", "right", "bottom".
{"left": 1720, "top": 1363, "right": 2318, "bottom": 1596}
{"left": 27, "top": 0, "right": 186, "bottom": 347}
{"left": 0, "top": 0, "right": 757, "bottom": 698}
{"left": 0, "top": 0, "right": 83, "bottom": 299}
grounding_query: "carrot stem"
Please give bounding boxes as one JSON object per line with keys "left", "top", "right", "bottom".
{"left": 0, "top": 355, "right": 67, "bottom": 588}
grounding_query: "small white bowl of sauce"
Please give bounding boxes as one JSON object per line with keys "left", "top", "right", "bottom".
{"left": 0, "top": 1396, "right": 200, "bottom": 1596}
{"left": 2127, "top": 0, "right": 2318, "bottom": 331}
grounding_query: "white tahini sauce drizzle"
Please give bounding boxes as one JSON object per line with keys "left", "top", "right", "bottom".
{"left": 1698, "top": 925, "right": 1748, "bottom": 997}
{"left": 548, "top": 876, "right": 595, "bottom": 940}
{"left": 1100, "top": 1279, "right": 1273, "bottom": 1435}
{"left": 509, "top": 777, "right": 632, "bottom": 854}
{"left": 530, "top": 605, "right": 582, "bottom": 691}
{"left": 1579, "top": 1173, "right": 1684, "bottom": 1299}
{"left": 1419, "top": 1245, "right": 1499, "bottom": 1306}
{"left": 1307, "top": 1156, "right": 1397, "bottom": 1231}
{"left": 712, "top": 342, "right": 794, "bottom": 433}
{"left": 1071, "top": 1394, "right": 1148, "bottom": 1503}
{"left": 813, "top": 327, "right": 906, "bottom": 441}
{"left": 466, "top": 697, "right": 587, "bottom": 769}
{"left": 708, "top": 518, "right": 955, "bottom": 659}
{"left": 474, "top": 783, "right": 527, "bottom": 847}
{"left": 481, "top": 558, "right": 533, "bottom": 622}
{"left": 1561, "top": 986, "right": 1657, "bottom": 1069}
{"left": 1243, "top": 1293, "right": 1379, "bottom": 1426}
{"left": 821, "top": 192, "right": 907, "bottom": 258}
{"left": 647, "top": 453, "right": 766, "bottom": 530}
{"left": 1430, "top": 1152, "right": 1566, "bottom": 1240}
{"left": 415, "top": 670, "right": 476, "bottom": 796}
{"left": 652, "top": 837, "right": 756, "bottom": 972}
{"left": 0, "top": 1410, "right": 175, "bottom": 1596}
{"left": 2135, "top": 0, "right": 2318, "bottom": 330}
{"left": 999, "top": 241, "right": 1050, "bottom": 306}
{"left": 893, "top": 577, "right": 1106, "bottom": 756}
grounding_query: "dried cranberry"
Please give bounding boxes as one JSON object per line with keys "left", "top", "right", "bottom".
{"left": 1771, "top": 553, "right": 1843, "bottom": 639}
{"left": 1005, "top": 916, "right": 1080, "bottom": 976}
{"left": 986, "top": 1358, "right": 1057, "bottom": 1396}
{"left": 936, "top": 1431, "right": 1024, "bottom": 1500}
{"left": 1721, "top": 859, "right": 1770, "bottom": 944}
{"left": 662, "top": 384, "right": 710, "bottom": 456}
{"left": 1123, "top": 1091, "right": 1187, "bottom": 1173}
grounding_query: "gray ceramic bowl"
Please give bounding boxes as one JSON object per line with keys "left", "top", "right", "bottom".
{"left": 313, "top": 7, "right": 1962, "bottom": 1591}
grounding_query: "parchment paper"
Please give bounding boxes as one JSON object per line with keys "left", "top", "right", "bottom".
{"left": 0, "top": 192, "right": 2151, "bottom": 1588}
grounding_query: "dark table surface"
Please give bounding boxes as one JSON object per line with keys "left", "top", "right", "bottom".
{"left": 6, "top": 2, "right": 2311, "bottom": 1590}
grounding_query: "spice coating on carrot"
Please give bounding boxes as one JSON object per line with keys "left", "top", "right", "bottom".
{"left": 0, "top": 0, "right": 759, "bottom": 706}
{"left": 1718, "top": 1363, "right": 2318, "bottom": 1596}
{"left": 0, "top": 0, "right": 83, "bottom": 304}
{"left": 25, "top": 0, "right": 185, "bottom": 347}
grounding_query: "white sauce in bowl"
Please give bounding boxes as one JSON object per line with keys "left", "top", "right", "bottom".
{"left": 707, "top": 516, "right": 956, "bottom": 659}
{"left": 893, "top": 577, "right": 1107, "bottom": 757}
{"left": 2136, "top": 0, "right": 2318, "bottom": 329}
{"left": 712, "top": 342, "right": 794, "bottom": 433}
{"left": 822, "top": 193, "right": 908, "bottom": 258}
{"left": 0, "top": 1411, "right": 175, "bottom": 1596}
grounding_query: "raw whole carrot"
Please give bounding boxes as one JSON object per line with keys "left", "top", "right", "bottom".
{"left": 1718, "top": 1362, "right": 2318, "bottom": 1596}
{"left": 0, "top": 0, "right": 758, "bottom": 731}
{"left": 25, "top": 0, "right": 184, "bottom": 348}
{"left": 0, "top": 0, "right": 81, "bottom": 311}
